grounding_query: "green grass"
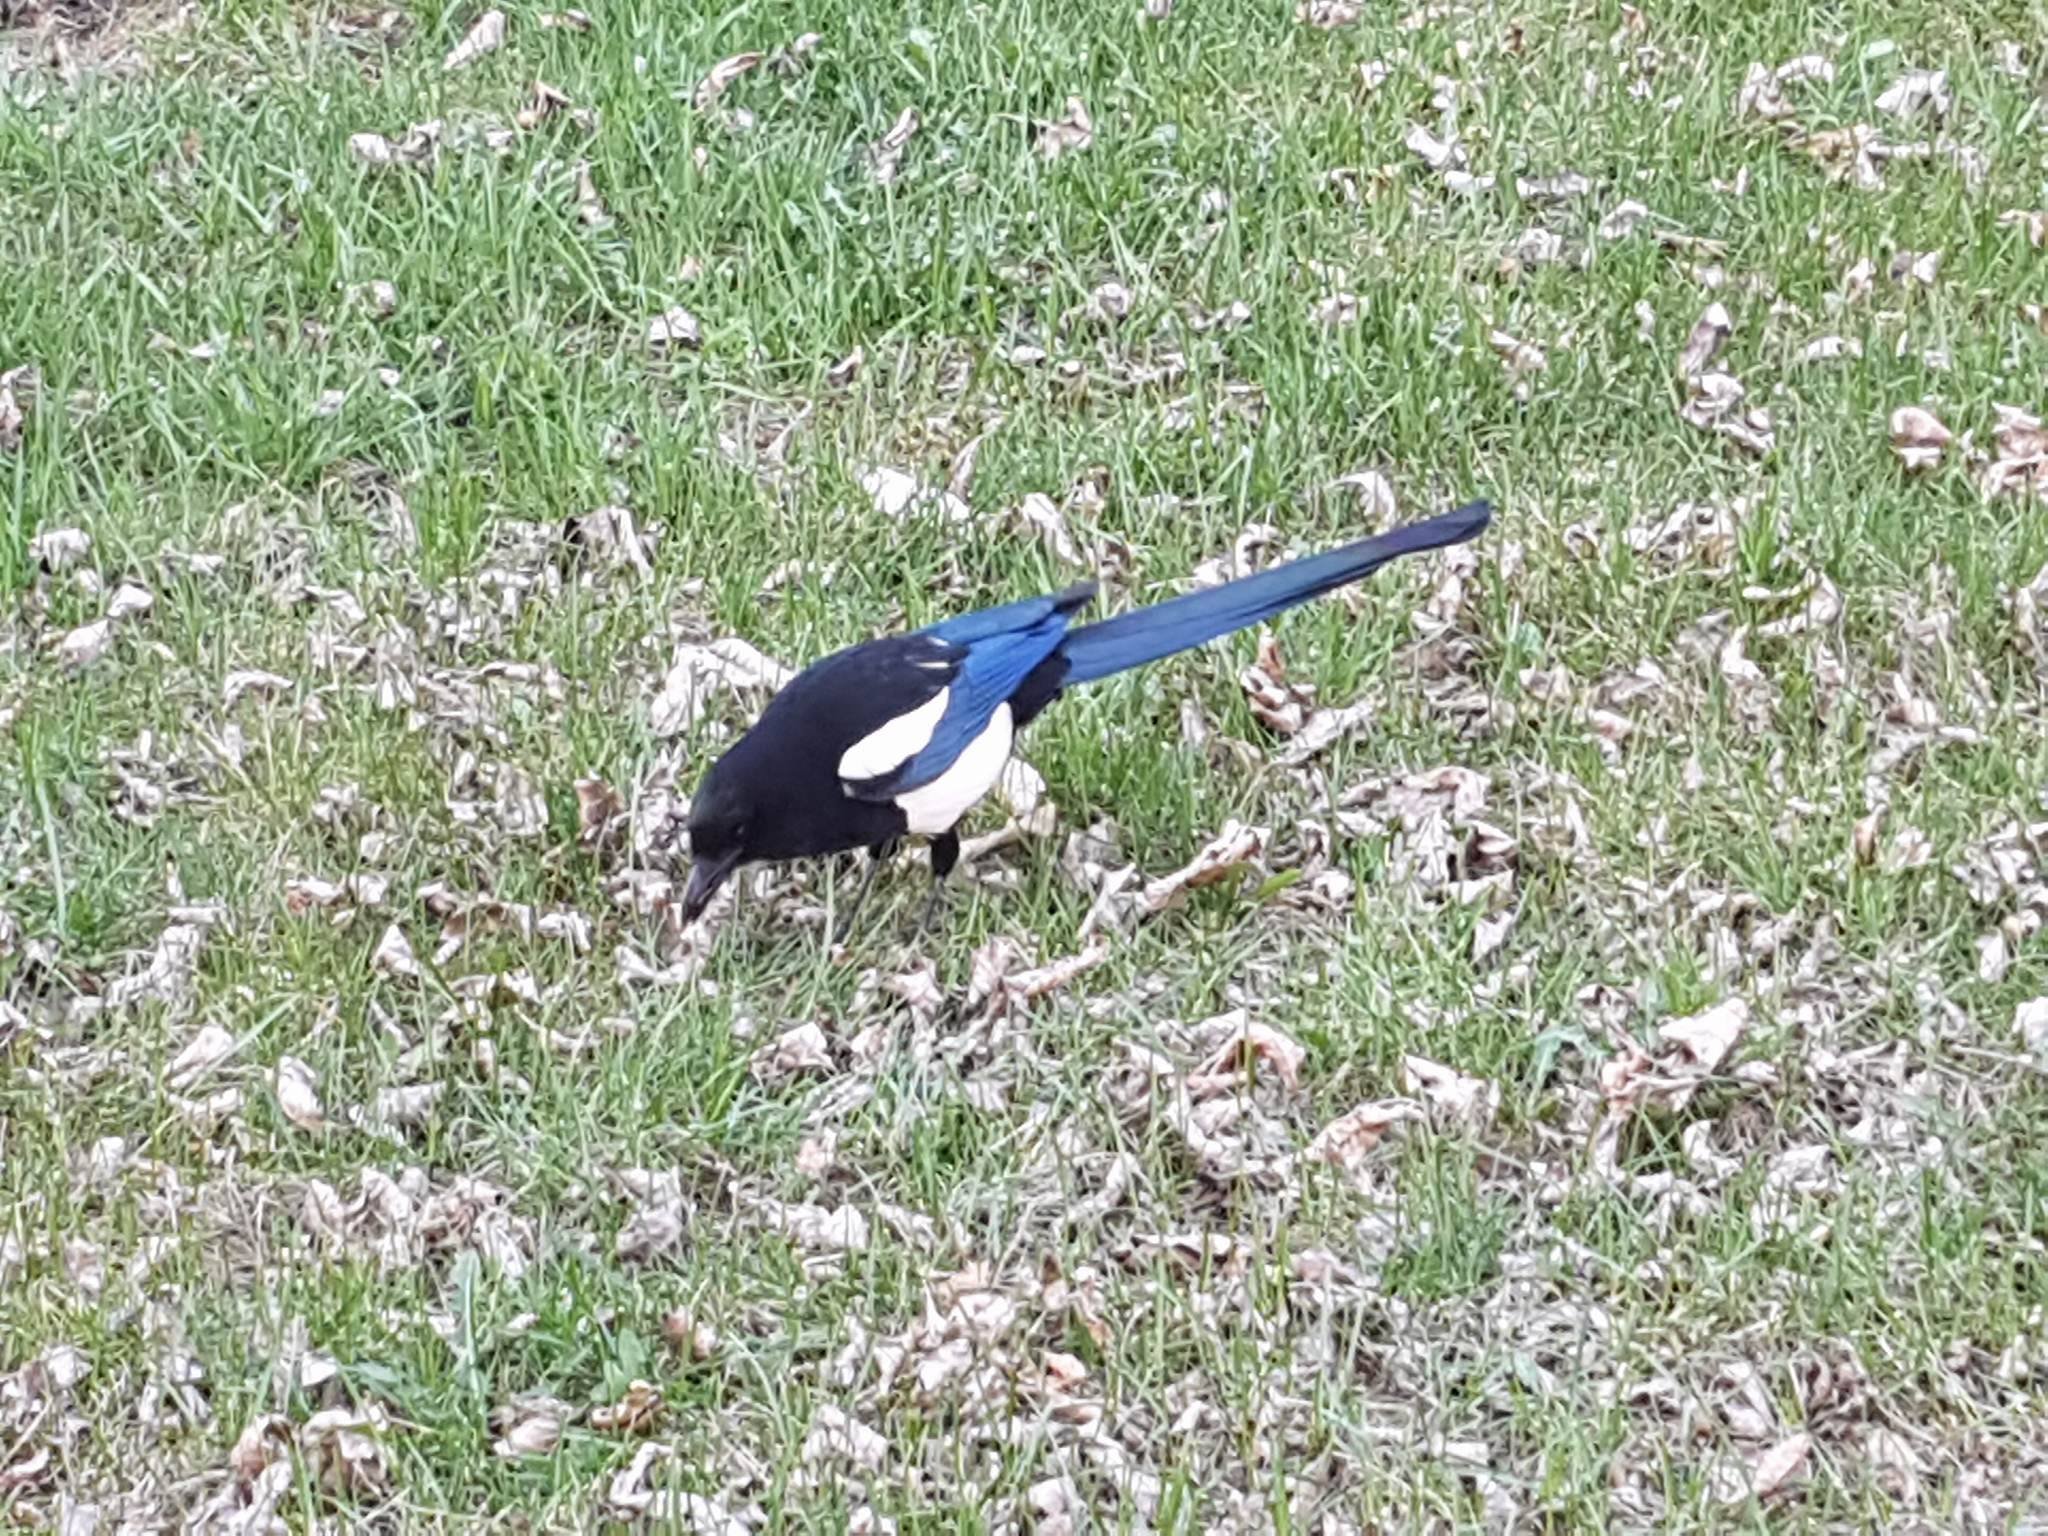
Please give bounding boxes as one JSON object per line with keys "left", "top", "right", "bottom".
{"left": 4, "top": 0, "right": 2048, "bottom": 1527}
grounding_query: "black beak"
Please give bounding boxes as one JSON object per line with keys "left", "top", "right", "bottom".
{"left": 680, "top": 850, "right": 741, "bottom": 925}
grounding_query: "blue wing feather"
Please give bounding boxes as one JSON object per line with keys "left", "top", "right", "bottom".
{"left": 842, "top": 584, "right": 1094, "bottom": 803}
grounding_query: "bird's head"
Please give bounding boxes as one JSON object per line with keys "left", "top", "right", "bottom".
{"left": 680, "top": 759, "right": 754, "bottom": 923}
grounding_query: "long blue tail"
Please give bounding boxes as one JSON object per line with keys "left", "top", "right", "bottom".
{"left": 1057, "top": 499, "right": 1491, "bottom": 686}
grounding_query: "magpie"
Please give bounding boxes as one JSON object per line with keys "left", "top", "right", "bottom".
{"left": 679, "top": 498, "right": 1492, "bottom": 930}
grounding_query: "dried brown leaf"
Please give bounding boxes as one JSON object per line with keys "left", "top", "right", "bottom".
{"left": 694, "top": 52, "right": 762, "bottom": 112}
{"left": 1401, "top": 1054, "right": 1499, "bottom": 1125}
{"left": 299, "top": 1406, "right": 390, "bottom": 1496}
{"left": 1889, "top": 404, "right": 1951, "bottom": 470}
{"left": 751, "top": 1021, "right": 833, "bottom": 1083}
{"left": 59, "top": 618, "right": 114, "bottom": 670}
{"left": 1141, "top": 821, "right": 1265, "bottom": 911}
{"left": 29, "top": 526, "right": 88, "bottom": 570}
{"left": 591, "top": 1380, "right": 664, "bottom": 1434}
{"left": 645, "top": 306, "right": 702, "bottom": 352}
{"left": 2017, "top": 996, "right": 2048, "bottom": 1059}
{"left": 491, "top": 1400, "right": 566, "bottom": 1458}
{"left": 167, "top": 1024, "right": 236, "bottom": 1088}
{"left": 2000, "top": 208, "right": 2048, "bottom": 249}
{"left": 1875, "top": 68, "right": 1949, "bottom": 119}
{"left": 1305, "top": 1099, "right": 1420, "bottom": 1171}
{"left": 371, "top": 923, "right": 421, "bottom": 980}
{"left": 1516, "top": 170, "right": 1592, "bottom": 203}
{"left": 1677, "top": 302, "right": 1732, "bottom": 379}
{"left": 650, "top": 638, "right": 794, "bottom": 736}
{"left": 442, "top": 8, "right": 505, "bottom": 71}
{"left": 1737, "top": 1432, "right": 1813, "bottom": 1503}
{"left": 273, "top": 1055, "right": 326, "bottom": 1133}
{"left": 1186, "top": 1013, "right": 1307, "bottom": 1094}
{"left": 868, "top": 107, "right": 919, "bottom": 183}
{"left": 804, "top": 1405, "right": 889, "bottom": 1469}
{"left": 1035, "top": 97, "right": 1094, "bottom": 160}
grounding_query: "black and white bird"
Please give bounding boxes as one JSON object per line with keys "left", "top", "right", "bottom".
{"left": 680, "top": 498, "right": 1492, "bottom": 929}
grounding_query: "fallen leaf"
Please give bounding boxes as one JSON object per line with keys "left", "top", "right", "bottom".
{"left": 1999, "top": 209, "right": 2048, "bottom": 249}
{"left": 826, "top": 348, "right": 863, "bottom": 389}
{"left": 1875, "top": 68, "right": 1949, "bottom": 119}
{"left": 591, "top": 1380, "right": 664, "bottom": 1434}
{"left": 59, "top": 619, "right": 114, "bottom": 670}
{"left": 989, "top": 945, "right": 1109, "bottom": 1011}
{"left": 442, "top": 8, "right": 506, "bottom": 71}
{"left": 605, "top": 1442, "right": 672, "bottom": 1516}
{"left": 1658, "top": 997, "right": 1749, "bottom": 1074}
{"left": 513, "top": 79, "right": 573, "bottom": 130}
{"left": 1296, "top": 0, "right": 1360, "bottom": 24}
{"left": 575, "top": 777, "right": 623, "bottom": 844}
{"left": 1085, "top": 280, "right": 1134, "bottom": 324}
{"left": 491, "top": 1400, "right": 566, "bottom": 1458}
{"left": 1792, "top": 334, "right": 1861, "bottom": 365}
{"left": 2017, "top": 996, "right": 2048, "bottom": 1059}
{"left": 1035, "top": 97, "right": 1094, "bottom": 160}
{"left": 1488, "top": 329, "right": 1547, "bottom": 378}
{"left": 868, "top": 107, "right": 919, "bottom": 183}
{"left": 1681, "top": 371, "right": 1776, "bottom": 455}
{"left": 218, "top": 670, "right": 291, "bottom": 713}
{"left": 1734, "top": 1432, "right": 1813, "bottom": 1503}
{"left": 167, "top": 1024, "right": 236, "bottom": 1088}
{"left": 228, "top": 1415, "right": 293, "bottom": 1484}
{"left": 572, "top": 161, "right": 609, "bottom": 225}
{"left": 1402, "top": 1054, "right": 1499, "bottom": 1125}
{"left": 1305, "top": 1100, "right": 1420, "bottom": 1171}
{"left": 649, "top": 638, "right": 794, "bottom": 735}
{"left": 1889, "top": 404, "right": 1951, "bottom": 470}
{"left": 29, "top": 526, "right": 89, "bottom": 570}
{"left": 1889, "top": 248, "right": 1940, "bottom": 286}
{"left": 1009, "top": 492, "right": 1084, "bottom": 567}
{"left": 1186, "top": 1013, "right": 1307, "bottom": 1094}
{"left": 1677, "top": 302, "right": 1732, "bottom": 379}
{"left": 1404, "top": 121, "right": 1462, "bottom": 171}
{"left": 371, "top": 923, "right": 420, "bottom": 980}
{"left": 615, "top": 1202, "right": 686, "bottom": 1263}
{"left": 299, "top": 1406, "right": 390, "bottom": 1496}
{"left": 371, "top": 1083, "right": 443, "bottom": 1128}
{"left": 273, "top": 1056, "right": 327, "bottom": 1133}
{"left": 761, "top": 1200, "right": 869, "bottom": 1253}
{"left": 1141, "top": 821, "right": 1265, "bottom": 911}
{"left": 106, "top": 581, "right": 153, "bottom": 619}
{"left": 751, "top": 1021, "right": 833, "bottom": 1083}
{"left": 0, "top": 370, "right": 25, "bottom": 453}
{"left": 645, "top": 306, "right": 702, "bottom": 352}
{"left": 1312, "top": 292, "right": 1362, "bottom": 328}
{"left": 694, "top": 52, "right": 762, "bottom": 112}
{"left": 1600, "top": 199, "right": 1651, "bottom": 240}
{"left": 804, "top": 1405, "right": 889, "bottom": 1470}
{"left": 1516, "top": 170, "right": 1592, "bottom": 202}
{"left": 860, "top": 464, "right": 961, "bottom": 523}
{"left": 662, "top": 1306, "right": 719, "bottom": 1359}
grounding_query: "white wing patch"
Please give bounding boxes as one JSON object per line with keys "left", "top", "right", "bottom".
{"left": 838, "top": 687, "right": 950, "bottom": 783}
{"left": 895, "top": 703, "right": 1013, "bottom": 835}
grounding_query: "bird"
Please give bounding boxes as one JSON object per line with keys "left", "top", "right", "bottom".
{"left": 679, "top": 497, "right": 1492, "bottom": 933}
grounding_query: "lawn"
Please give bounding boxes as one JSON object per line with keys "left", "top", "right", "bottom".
{"left": 4, "top": 0, "right": 2048, "bottom": 1527}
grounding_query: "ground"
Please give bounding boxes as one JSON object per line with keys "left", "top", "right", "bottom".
{"left": 3, "top": 0, "right": 2048, "bottom": 1529}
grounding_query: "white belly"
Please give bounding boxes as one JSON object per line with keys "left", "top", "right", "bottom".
{"left": 892, "top": 703, "right": 1013, "bottom": 835}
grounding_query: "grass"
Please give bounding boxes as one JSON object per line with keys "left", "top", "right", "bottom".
{"left": 4, "top": 0, "right": 2048, "bottom": 1527}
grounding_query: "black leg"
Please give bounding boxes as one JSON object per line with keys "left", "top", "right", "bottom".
{"left": 834, "top": 838, "right": 898, "bottom": 943}
{"left": 912, "top": 830, "right": 960, "bottom": 942}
